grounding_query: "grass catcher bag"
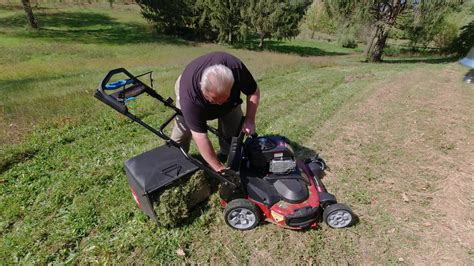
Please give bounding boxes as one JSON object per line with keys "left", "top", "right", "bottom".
{"left": 125, "top": 144, "right": 211, "bottom": 227}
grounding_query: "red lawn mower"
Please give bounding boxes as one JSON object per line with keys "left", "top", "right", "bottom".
{"left": 95, "top": 68, "right": 355, "bottom": 231}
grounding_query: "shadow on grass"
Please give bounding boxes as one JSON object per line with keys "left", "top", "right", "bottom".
{"left": 0, "top": 148, "right": 39, "bottom": 175}
{"left": 0, "top": 73, "right": 81, "bottom": 92}
{"left": 288, "top": 140, "right": 320, "bottom": 159}
{"left": 382, "top": 56, "right": 459, "bottom": 64}
{"left": 0, "top": 11, "right": 189, "bottom": 46}
{"left": 234, "top": 39, "right": 349, "bottom": 57}
{"left": 0, "top": 4, "right": 24, "bottom": 11}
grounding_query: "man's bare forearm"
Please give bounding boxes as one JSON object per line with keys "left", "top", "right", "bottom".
{"left": 243, "top": 87, "right": 260, "bottom": 134}
{"left": 191, "top": 131, "right": 225, "bottom": 172}
{"left": 246, "top": 88, "right": 260, "bottom": 122}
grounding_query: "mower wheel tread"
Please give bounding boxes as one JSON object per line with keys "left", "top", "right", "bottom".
{"left": 323, "top": 203, "right": 355, "bottom": 229}
{"left": 224, "top": 199, "right": 260, "bottom": 230}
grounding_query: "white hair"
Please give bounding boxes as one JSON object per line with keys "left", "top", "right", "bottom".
{"left": 200, "top": 64, "right": 234, "bottom": 94}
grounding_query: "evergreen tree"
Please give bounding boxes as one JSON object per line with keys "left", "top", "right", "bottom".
{"left": 136, "top": 0, "right": 310, "bottom": 45}
{"left": 136, "top": 0, "right": 195, "bottom": 35}
{"left": 243, "top": 0, "right": 311, "bottom": 48}
{"left": 196, "top": 0, "right": 247, "bottom": 43}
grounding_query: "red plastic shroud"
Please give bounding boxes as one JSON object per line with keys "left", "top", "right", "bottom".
{"left": 131, "top": 188, "right": 142, "bottom": 208}
{"left": 221, "top": 160, "right": 324, "bottom": 230}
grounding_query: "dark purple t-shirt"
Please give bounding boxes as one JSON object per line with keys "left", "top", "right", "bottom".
{"left": 179, "top": 52, "right": 257, "bottom": 133}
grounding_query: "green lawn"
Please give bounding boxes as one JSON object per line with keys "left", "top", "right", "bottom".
{"left": 2, "top": 3, "right": 470, "bottom": 264}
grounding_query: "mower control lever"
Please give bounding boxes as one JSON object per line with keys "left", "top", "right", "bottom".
{"left": 100, "top": 68, "right": 135, "bottom": 91}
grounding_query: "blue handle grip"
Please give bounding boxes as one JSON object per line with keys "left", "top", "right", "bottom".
{"left": 105, "top": 79, "right": 133, "bottom": 90}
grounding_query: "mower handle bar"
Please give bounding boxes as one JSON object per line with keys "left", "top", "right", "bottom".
{"left": 95, "top": 68, "right": 222, "bottom": 136}
{"left": 95, "top": 68, "right": 179, "bottom": 115}
{"left": 94, "top": 68, "right": 241, "bottom": 189}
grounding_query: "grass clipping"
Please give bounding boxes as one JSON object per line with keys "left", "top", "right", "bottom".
{"left": 154, "top": 170, "right": 211, "bottom": 228}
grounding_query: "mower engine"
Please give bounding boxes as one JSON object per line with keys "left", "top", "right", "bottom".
{"left": 246, "top": 136, "right": 296, "bottom": 175}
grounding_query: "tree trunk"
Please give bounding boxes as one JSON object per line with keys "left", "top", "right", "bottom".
{"left": 365, "top": 0, "right": 407, "bottom": 63}
{"left": 258, "top": 32, "right": 265, "bottom": 48}
{"left": 367, "top": 29, "right": 388, "bottom": 62}
{"left": 365, "top": 24, "right": 390, "bottom": 62}
{"left": 364, "top": 26, "right": 377, "bottom": 57}
{"left": 21, "top": 0, "right": 39, "bottom": 29}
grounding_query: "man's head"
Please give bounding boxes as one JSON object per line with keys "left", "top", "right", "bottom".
{"left": 200, "top": 64, "right": 234, "bottom": 105}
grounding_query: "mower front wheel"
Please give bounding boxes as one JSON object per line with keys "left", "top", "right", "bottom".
{"left": 224, "top": 199, "right": 260, "bottom": 230}
{"left": 323, "top": 203, "right": 355, "bottom": 229}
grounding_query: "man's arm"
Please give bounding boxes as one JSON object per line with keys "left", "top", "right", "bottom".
{"left": 191, "top": 130, "right": 226, "bottom": 172}
{"left": 242, "top": 87, "right": 260, "bottom": 135}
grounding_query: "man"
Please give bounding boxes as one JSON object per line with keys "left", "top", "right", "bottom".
{"left": 171, "top": 51, "right": 260, "bottom": 173}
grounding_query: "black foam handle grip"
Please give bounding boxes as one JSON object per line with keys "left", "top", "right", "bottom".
{"left": 94, "top": 89, "right": 127, "bottom": 114}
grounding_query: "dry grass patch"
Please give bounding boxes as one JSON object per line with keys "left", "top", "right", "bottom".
{"left": 310, "top": 63, "right": 474, "bottom": 264}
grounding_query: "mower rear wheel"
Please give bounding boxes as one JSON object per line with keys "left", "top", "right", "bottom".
{"left": 224, "top": 199, "right": 260, "bottom": 230}
{"left": 323, "top": 203, "right": 354, "bottom": 229}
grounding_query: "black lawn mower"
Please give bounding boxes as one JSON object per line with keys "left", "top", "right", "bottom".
{"left": 94, "top": 68, "right": 355, "bottom": 230}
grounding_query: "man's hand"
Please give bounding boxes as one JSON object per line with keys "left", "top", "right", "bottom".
{"left": 242, "top": 117, "right": 256, "bottom": 135}
{"left": 191, "top": 131, "right": 226, "bottom": 172}
{"left": 219, "top": 167, "right": 238, "bottom": 176}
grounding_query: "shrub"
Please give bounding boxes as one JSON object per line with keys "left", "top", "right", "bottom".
{"left": 337, "top": 25, "right": 358, "bottom": 48}
{"left": 337, "top": 35, "right": 357, "bottom": 48}
{"left": 449, "top": 21, "right": 474, "bottom": 56}
{"left": 433, "top": 20, "right": 459, "bottom": 52}
{"left": 303, "top": 1, "right": 337, "bottom": 38}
